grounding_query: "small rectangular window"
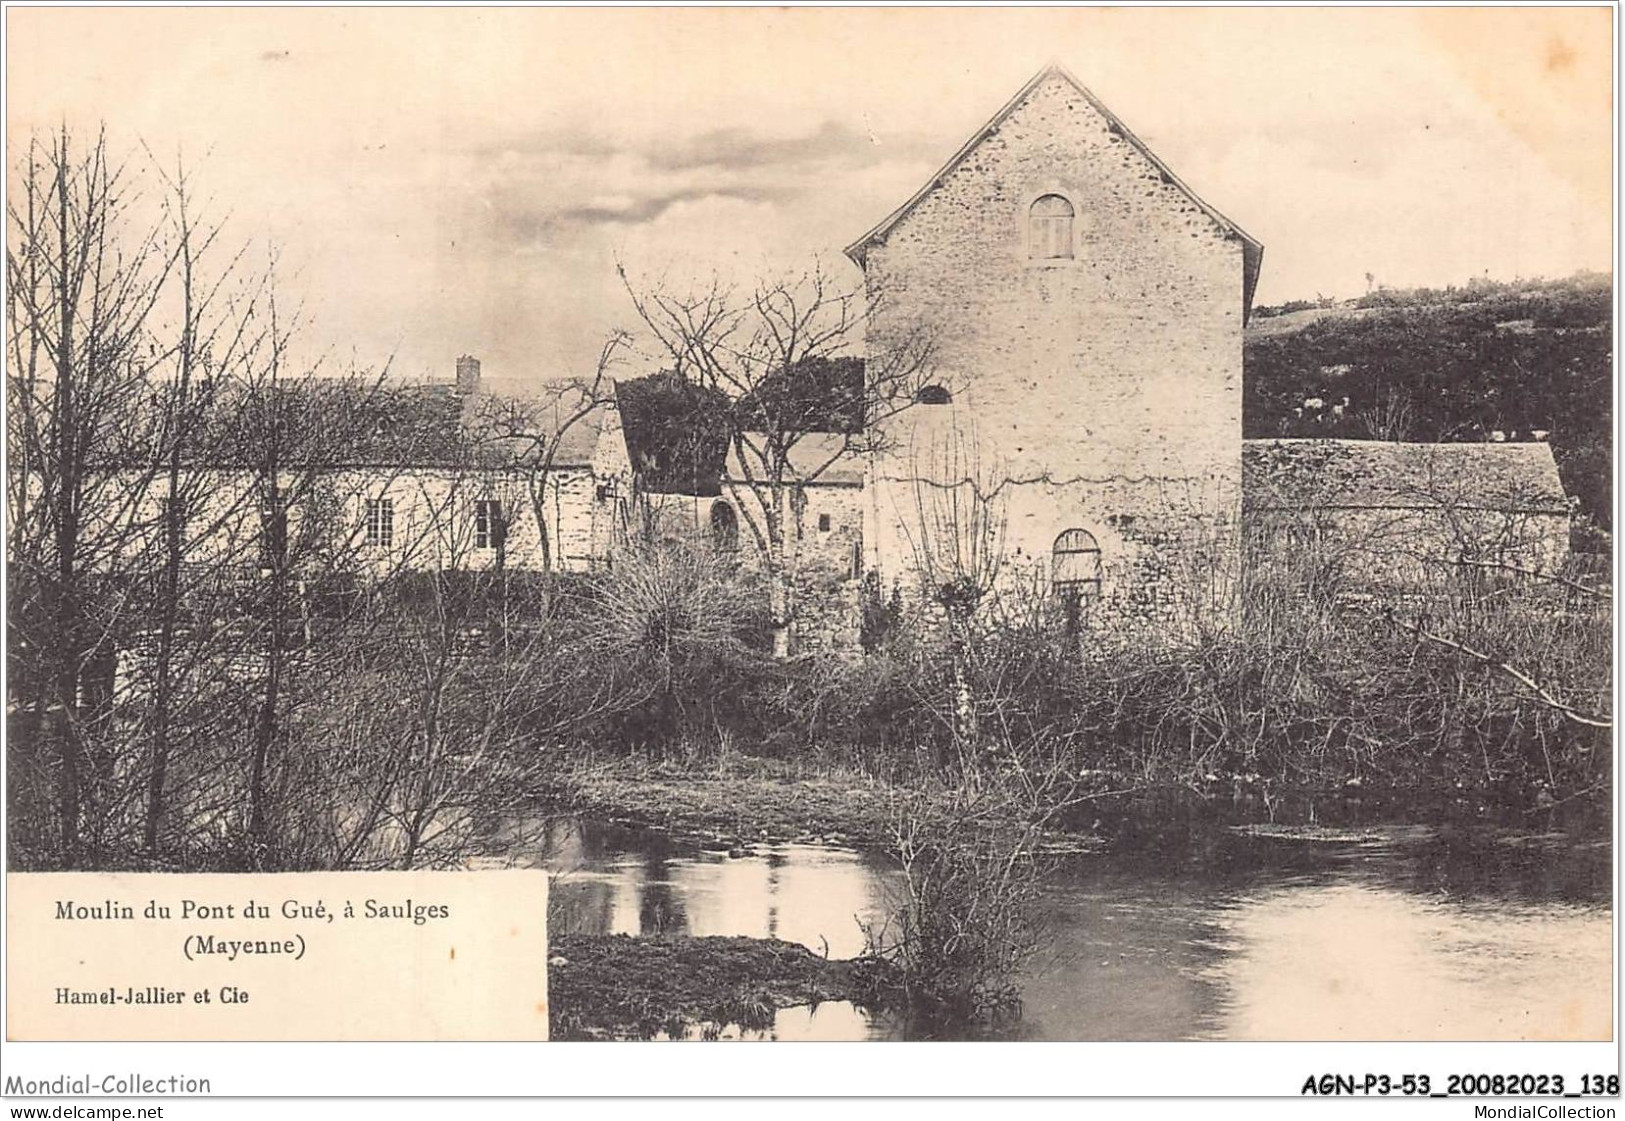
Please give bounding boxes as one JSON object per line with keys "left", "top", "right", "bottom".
{"left": 365, "top": 497, "right": 394, "bottom": 547}
{"left": 818, "top": 513, "right": 832, "bottom": 533}
{"left": 161, "top": 494, "right": 189, "bottom": 533}
{"left": 261, "top": 499, "right": 288, "bottom": 566}
{"left": 475, "top": 499, "right": 506, "bottom": 550}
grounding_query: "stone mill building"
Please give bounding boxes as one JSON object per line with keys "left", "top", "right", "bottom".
{"left": 843, "top": 63, "right": 1565, "bottom": 630}
{"left": 89, "top": 64, "right": 1563, "bottom": 649}
{"left": 849, "top": 63, "right": 1265, "bottom": 626}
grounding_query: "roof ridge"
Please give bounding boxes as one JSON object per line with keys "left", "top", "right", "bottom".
{"left": 1244, "top": 437, "right": 1559, "bottom": 448}
{"left": 843, "top": 62, "right": 1264, "bottom": 315}
{"left": 1242, "top": 437, "right": 1568, "bottom": 512}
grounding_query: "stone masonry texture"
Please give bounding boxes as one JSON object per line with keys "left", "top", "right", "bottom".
{"left": 860, "top": 70, "right": 1250, "bottom": 630}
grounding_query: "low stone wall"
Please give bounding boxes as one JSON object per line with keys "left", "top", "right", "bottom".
{"left": 640, "top": 484, "right": 866, "bottom": 655}
{"left": 1246, "top": 505, "right": 1571, "bottom": 593}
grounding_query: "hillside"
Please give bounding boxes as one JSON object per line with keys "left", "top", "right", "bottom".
{"left": 1244, "top": 272, "right": 1613, "bottom": 539}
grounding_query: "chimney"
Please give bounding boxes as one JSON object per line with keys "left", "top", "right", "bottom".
{"left": 455, "top": 354, "right": 482, "bottom": 396}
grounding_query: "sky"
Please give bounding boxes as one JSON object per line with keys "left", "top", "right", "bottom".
{"left": 7, "top": 7, "right": 1614, "bottom": 388}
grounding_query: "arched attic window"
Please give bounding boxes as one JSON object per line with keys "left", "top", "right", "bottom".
{"left": 710, "top": 500, "right": 738, "bottom": 553}
{"left": 915, "top": 384, "right": 953, "bottom": 406}
{"left": 1029, "top": 194, "right": 1075, "bottom": 260}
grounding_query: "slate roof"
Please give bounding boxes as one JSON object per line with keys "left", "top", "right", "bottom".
{"left": 1242, "top": 439, "right": 1570, "bottom": 514}
{"left": 616, "top": 365, "right": 863, "bottom": 496}
{"left": 204, "top": 379, "right": 606, "bottom": 471}
{"left": 844, "top": 63, "right": 1265, "bottom": 319}
{"left": 458, "top": 385, "right": 608, "bottom": 469}
{"left": 729, "top": 432, "right": 864, "bottom": 487}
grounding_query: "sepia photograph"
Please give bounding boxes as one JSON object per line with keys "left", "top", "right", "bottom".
{"left": 3, "top": 3, "right": 1614, "bottom": 1061}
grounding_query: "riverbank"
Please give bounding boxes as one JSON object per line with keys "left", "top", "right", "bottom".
{"left": 532, "top": 754, "right": 1616, "bottom": 862}
{"left": 548, "top": 933, "right": 901, "bottom": 1040}
{"left": 534, "top": 756, "right": 1121, "bottom": 852}
{"left": 535, "top": 758, "right": 906, "bottom": 848}
{"left": 542, "top": 812, "right": 1613, "bottom": 1041}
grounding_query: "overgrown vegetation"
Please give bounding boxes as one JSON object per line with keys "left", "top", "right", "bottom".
{"left": 548, "top": 933, "right": 901, "bottom": 1040}
{"left": 870, "top": 783, "right": 1049, "bottom": 1024}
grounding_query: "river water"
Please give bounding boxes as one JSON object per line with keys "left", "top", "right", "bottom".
{"left": 539, "top": 816, "right": 1611, "bottom": 1041}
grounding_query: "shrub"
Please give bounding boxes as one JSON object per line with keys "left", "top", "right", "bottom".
{"left": 576, "top": 544, "right": 768, "bottom": 752}
{"left": 877, "top": 783, "right": 1044, "bottom": 1022}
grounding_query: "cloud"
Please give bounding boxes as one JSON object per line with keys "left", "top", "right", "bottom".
{"left": 556, "top": 185, "right": 785, "bottom": 227}
{"left": 477, "top": 118, "right": 933, "bottom": 173}
{"left": 458, "top": 118, "right": 942, "bottom": 245}
{"left": 466, "top": 127, "right": 621, "bottom": 163}
{"left": 647, "top": 119, "right": 890, "bottom": 172}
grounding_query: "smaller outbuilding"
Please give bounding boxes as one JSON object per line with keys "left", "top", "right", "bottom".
{"left": 1242, "top": 438, "right": 1572, "bottom": 591}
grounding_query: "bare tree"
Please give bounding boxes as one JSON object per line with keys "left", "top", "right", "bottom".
{"left": 1360, "top": 387, "right": 1415, "bottom": 442}
{"left": 7, "top": 125, "right": 625, "bottom": 873}
{"left": 898, "top": 422, "right": 1010, "bottom": 607}
{"left": 620, "top": 260, "right": 938, "bottom": 656}
{"left": 895, "top": 420, "right": 1011, "bottom": 751}
{"left": 467, "top": 330, "right": 630, "bottom": 574}
{"left": 138, "top": 147, "right": 271, "bottom": 857}
{"left": 218, "top": 299, "right": 445, "bottom": 868}
{"left": 6, "top": 126, "right": 179, "bottom": 863}
{"left": 273, "top": 522, "right": 598, "bottom": 870}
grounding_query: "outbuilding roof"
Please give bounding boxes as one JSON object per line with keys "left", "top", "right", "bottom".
{"left": 729, "top": 432, "right": 865, "bottom": 488}
{"left": 1242, "top": 439, "right": 1570, "bottom": 514}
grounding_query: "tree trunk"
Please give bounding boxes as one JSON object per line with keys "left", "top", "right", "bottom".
{"left": 766, "top": 485, "right": 801, "bottom": 659}
{"left": 948, "top": 608, "right": 977, "bottom": 754}
{"left": 145, "top": 618, "right": 176, "bottom": 855}
{"left": 247, "top": 618, "right": 283, "bottom": 867}
{"left": 770, "top": 575, "right": 792, "bottom": 659}
{"left": 249, "top": 424, "right": 287, "bottom": 866}
{"left": 147, "top": 219, "right": 197, "bottom": 857}
{"left": 50, "top": 140, "right": 83, "bottom": 861}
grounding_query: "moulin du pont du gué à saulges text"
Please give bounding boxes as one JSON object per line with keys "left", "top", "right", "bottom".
{"left": 50, "top": 895, "right": 452, "bottom": 1007}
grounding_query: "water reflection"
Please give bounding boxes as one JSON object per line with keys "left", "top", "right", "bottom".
{"left": 1206, "top": 883, "right": 1611, "bottom": 1040}
{"left": 538, "top": 819, "right": 1611, "bottom": 1042}
{"left": 544, "top": 822, "right": 892, "bottom": 959}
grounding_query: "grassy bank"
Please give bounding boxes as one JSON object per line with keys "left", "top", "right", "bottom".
{"left": 536, "top": 757, "right": 903, "bottom": 848}
{"left": 534, "top": 753, "right": 1115, "bottom": 854}
{"left": 548, "top": 934, "right": 900, "bottom": 1040}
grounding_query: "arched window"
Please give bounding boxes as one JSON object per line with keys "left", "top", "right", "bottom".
{"left": 1029, "top": 194, "right": 1075, "bottom": 260}
{"left": 915, "top": 384, "right": 953, "bottom": 406}
{"left": 1053, "top": 528, "right": 1102, "bottom": 634}
{"left": 1052, "top": 529, "right": 1102, "bottom": 599}
{"left": 710, "top": 500, "right": 738, "bottom": 553}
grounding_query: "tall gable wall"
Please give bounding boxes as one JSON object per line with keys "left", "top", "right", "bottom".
{"left": 862, "top": 71, "right": 1248, "bottom": 630}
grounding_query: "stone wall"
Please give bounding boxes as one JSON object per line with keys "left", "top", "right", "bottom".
{"left": 859, "top": 70, "right": 1248, "bottom": 633}
{"left": 643, "top": 485, "right": 863, "bottom": 572}
{"left": 103, "top": 464, "right": 614, "bottom": 576}
{"left": 1247, "top": 505, "right": 1572, "bottom": 594}
{"left": 641, "top": 482, "right": 865, "bottom": 652}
